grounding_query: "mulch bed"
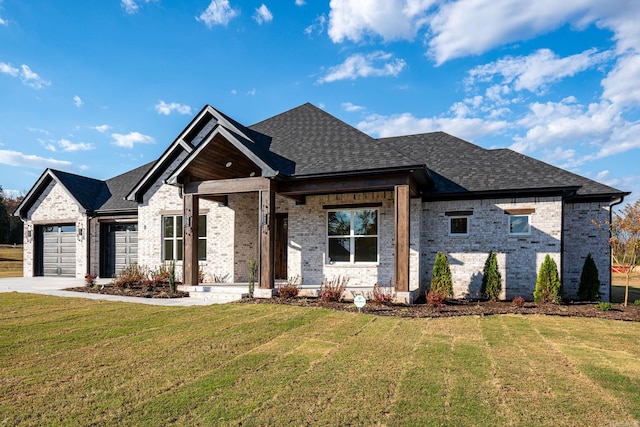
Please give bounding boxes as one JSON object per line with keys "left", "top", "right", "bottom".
{"left": 66, "top": 285, "right": 189, "bottom": 299}
{"left": 240, "top": 297, "right": 640, "bottom": 322}
{"left": 65, "top": 285, "right": 640, "bottom": 321}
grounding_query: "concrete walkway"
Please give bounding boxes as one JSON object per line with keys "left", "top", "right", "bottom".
{"left": 0, "top": 276, "right": 221, "bottom": 306}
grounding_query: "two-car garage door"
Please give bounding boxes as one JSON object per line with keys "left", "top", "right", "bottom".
{"left": 41, "top": 225, "right": 76, "bottom": 277}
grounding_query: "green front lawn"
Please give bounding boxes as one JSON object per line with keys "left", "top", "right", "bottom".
{"left": 1, "top": 293, "right": 639, "bottom": 426}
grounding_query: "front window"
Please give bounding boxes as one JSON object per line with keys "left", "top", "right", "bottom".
{"left": 509, "top": 215, "right": 530, "bottom": 235}
{"left": 162, "top": 215, "right": 206, "bottom": 261}
{"left": 327, "top": 209, "right": 378, "bottom": 263}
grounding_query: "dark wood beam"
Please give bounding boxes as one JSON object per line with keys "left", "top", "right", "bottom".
{"left": 394, "top": 185, "right": 410, "bottom": 293}
{"left": 183, "top": 194, "right": 199, "bottom": 286}
{"left": 259, "top": 181, "right": 276, "bottom": 289}
{"left": 184, "top": 177, "right": 273, "bottom": 195}
{"left": 278, "top": 173, "right": 419, "bottom": 198}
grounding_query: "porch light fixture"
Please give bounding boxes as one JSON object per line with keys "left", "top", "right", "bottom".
{"left": 77, "top": 222, "right": 84, "bottom": 241}
{"left": 225, "top": 161, "right": 233, "bottom": 168}
{"left": 26, "top": 224, "right": 32, "bottom": 243}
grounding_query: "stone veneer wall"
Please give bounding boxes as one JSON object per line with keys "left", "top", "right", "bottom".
{"left": 286, "top": 191, "right": 421, "bottom": 291}
{"left": 23, "top": 180, "right": 87, "bottom": 278}
{"left": 421, "top": 197, "right": 562, "bottom": 300}
{"left": 562, "top": 201, "right": 612, "bottom": 301}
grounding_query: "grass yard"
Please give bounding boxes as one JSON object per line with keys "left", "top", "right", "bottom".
{"left": 0, "top": 244, "right": 22, "bottom": 278}
{"left": 1, "top": 294, "right": 640, "bottom": 426}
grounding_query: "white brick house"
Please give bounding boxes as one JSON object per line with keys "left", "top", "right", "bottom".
{"left": 15, "top": 103, "right": 627, "bottom": 302}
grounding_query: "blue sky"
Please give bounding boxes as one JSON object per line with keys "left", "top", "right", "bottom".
{"left": 1, "top": 0, "right": 638, "bottom": 206}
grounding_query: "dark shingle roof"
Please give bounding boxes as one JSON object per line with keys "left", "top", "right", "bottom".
{"left": 379, "top": 131, "right": 623, "bottom": 198}
{"left": 48, "top": 162, "right": 154, "bottom": 213}
{"left": 50, "top": 170, "right": 110, "bottom": 210}
{"left": 249, "top": 103, "right": 419, "bottom": 176}
{"left": 98, "top": 162, "right": 155, "bottom": 211}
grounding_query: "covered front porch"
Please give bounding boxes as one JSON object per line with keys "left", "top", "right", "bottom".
{"left": 167, "top": 122, "right": 426, "bottom": 304}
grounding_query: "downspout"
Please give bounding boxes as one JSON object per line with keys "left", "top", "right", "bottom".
{"left": 608, "top": 195, "right": 626, "bottom": 302}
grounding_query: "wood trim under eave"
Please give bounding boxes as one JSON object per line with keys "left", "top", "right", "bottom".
{"left": 278, "top": 172, "right": 420, "bottom": 198}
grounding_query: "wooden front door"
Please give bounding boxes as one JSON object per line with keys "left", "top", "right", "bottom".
{"left": 274, "top": 213, "right": 288, "bottom": 280}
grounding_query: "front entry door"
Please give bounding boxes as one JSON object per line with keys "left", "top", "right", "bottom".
{"left": 274, "top": 213, "right": 288, "bottom": 280}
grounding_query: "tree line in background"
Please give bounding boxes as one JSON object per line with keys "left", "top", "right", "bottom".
{"left": 0, "top": 186, "right": 24, "bottom": 245}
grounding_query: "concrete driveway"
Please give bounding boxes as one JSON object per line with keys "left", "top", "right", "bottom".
{"left": 0, "top": 276, "right": 219, "bottom": 306}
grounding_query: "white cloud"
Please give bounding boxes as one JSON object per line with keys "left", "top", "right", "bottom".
{"left": 0, "top": 62, "right": 18, "bottom": 76}
{"left": 19, "top": 64, "right": 50, "bottom": 89}
{"left": 304, "top": 15, "right": 326, "bottom": 36}
{"left": 73, "top": 95, "right": 83, "bottom": 107}
{"left": 155, "top": 100, "right": 192, "bottom": 115}
{"left": 295, "top": 0, "right": 305, "bottom": 5}
{"left": 111, "top": 132, "right": 155, "bottom": 148}
{"left": 57, "top": 139, "right": 94, "bottom": 152}
{"left": 341, "top": 102, "right": 365, "bottom": 112}
{"left": 0, "top": 149, "right": 72, "bottom": 169}
{"left": 230, "top": 89, "right": 238, "bottom": 95}
{"left": 602, "top": 53, "right": 640, "bottom": 108}
{"left": 317, "top": 51, "right": 406, "bottom": 83}
{"left": 197, "top": 0, "right": 239, "bottom": 27}
{"left": 121, "top": 0, "right": 155, "bottom": 14}
{"left": 1, "top": 62, "right": 50, "bottom": 89}
{"left": 357, "top": 112, "right": 508, "bottom": 141}
{"left": 92, "top": 124, "right": 110, "bottom": 133}
{"left": 247, "top": 88, "right": 256, "bottom": 96}
{"left": 253, "top": 4, "right": 273, "bottom": 25}
{"left": 328, "top": 0, "right": 434, "bottom": 43}
{"left": 0, "top": 17, "right": 7, "bottom": 26}
{"left": 467, "top": 48, "right": 611, "bottom": 94}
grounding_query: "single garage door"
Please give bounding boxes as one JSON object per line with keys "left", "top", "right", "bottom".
{"left": 102, "top": 223, "right": 138, "bottom": 278}
{"left": 42, "top": 225, "right": 76, "bottom": 277}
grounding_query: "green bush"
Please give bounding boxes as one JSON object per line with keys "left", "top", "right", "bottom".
{"left": 633, "top": 299, "right": 640, "bottom": 307}
{"left": 533, "top": 255, "right": 562, "bottom": 304}
{"left": 113, "top": 263, "right": 147, "bottom": 289}
{"left": 578, "top": 253, "right": 600, "bottom": 301}
{"left": 481, "top": 251, "right": 502, "bottom": 301}
{"left": 596, "top": 302, "right": 612, "bottom": 311}
{"left": 430, "top": 252, "right": 453, "bottom": 298}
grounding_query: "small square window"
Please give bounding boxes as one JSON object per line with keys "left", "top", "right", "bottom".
{"left": 449, "top": 217, "right": 469, "bottom": 236}
{"left": 509, "top": 215, "right": 530, "bottom": 235}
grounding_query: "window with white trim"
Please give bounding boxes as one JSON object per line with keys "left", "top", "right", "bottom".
{"left": 509, "top": 215, "right": 530, "bottom": 235}
{"left": 162, "top": 215, "right": 207, "bottom": 261}
{"left": 327, "top": 209, "right": 378, "bottom": 263}
{"left": 449, "top": 216, "right": 469, "bottom": 236}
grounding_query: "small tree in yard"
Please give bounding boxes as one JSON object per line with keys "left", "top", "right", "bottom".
{"left": 578, "top": 253, "right": 600, "bottom": 301}
{"left": 533, "top": 255, "right": 562, "bottom": 304}
{"left": 481, "top": 251, "right": 502, "bottom": 301}
{"left": 430, "top": 252, "right": 453, "bottom": 298}
{"left": 603, "top": 200, "right": 640, "bottom": 306}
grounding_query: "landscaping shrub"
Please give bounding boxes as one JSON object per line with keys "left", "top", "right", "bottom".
{"left": 371, "top": 280, "right": 395, "bottom": 305}
{"left": 512, "top": 296, "right": 525, "bottom": 308}
{"left": 426, "top": 290, "right": 445, "bottom": 307}
{"left": 168, "top": 260, "right": 176, "bottom": 293}
{"left": 248, "top": 258, "right": 257, "bottom": 298}
{"left": 578, "top": 253, "right": 600, "bottom": 301}
{"left": 113, "top": 263, "right": 147, "bottom": 289}
{"left": 481, "top": 251, "right": 502, "bottom": 301}
{"left": 84, "top": 273, "right": 95, "bottom": 288}
{"left": 430, "top": 252, "right": 453, "bottom": 298}
{"left": 278, "top": 275, "right": 302, "bottom": 299}
{"left": 533, "top": 255, "right": 562, "bottom": 304}
{"left": 596, "top": 302, "right": 613, "bottom": 311}
{"left": 321, "top": 276, "right": 347, "bottom": 302}
{"left": 633, "top": 299, "right": 640, "bottom": 306}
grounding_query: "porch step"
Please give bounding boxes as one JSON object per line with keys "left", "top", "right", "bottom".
{"left": 178, "top": 284, "right": 249, "bottom": 304}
